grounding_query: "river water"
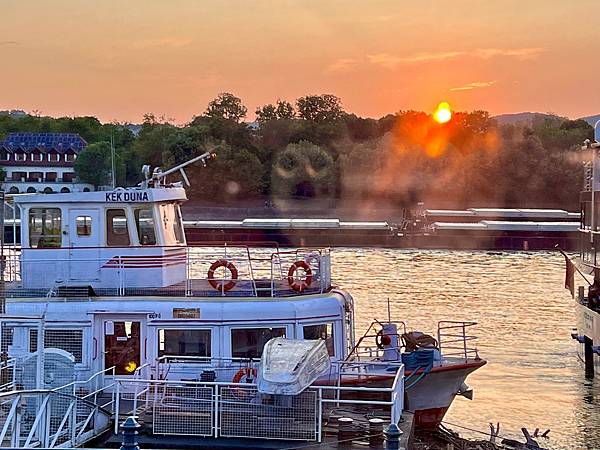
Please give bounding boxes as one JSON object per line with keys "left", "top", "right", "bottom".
{"left": 330, "top": 249, "right": 599, "bottom": 450}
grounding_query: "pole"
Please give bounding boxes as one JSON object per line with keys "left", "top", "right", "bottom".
{"left": 111, "top": 133, "right": 116, "bottom": 189}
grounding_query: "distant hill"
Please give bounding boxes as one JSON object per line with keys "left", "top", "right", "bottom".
{"left": 493, "top": 112, "right": 561, "bottom": 125}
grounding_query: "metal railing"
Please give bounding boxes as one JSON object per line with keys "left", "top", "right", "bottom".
{"left": 112, "top": 360, "right": 404, "bottom": 443}
{"left": 0, "top": 389, "right": 111, "bottom": 448}
{"left": 437, "top": 321, "right": 479, "bottom": 361}
{"left": 1, "top": 244, "right": 332, "bottom": 298}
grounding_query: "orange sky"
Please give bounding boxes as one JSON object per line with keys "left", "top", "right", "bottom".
{"left": 1, "top": 0, "right": 599, "bottom": 123}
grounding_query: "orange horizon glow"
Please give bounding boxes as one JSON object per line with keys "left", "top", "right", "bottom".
{"left": 1, "top": 1, "right": 600, "bottom": 123}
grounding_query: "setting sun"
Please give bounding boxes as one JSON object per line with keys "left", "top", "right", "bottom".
{"left": 433, "top": 102, "right": 452, "bottom": 124}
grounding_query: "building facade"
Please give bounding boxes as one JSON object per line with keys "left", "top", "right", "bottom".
{"left": 0, "top": 132, "right": 93, "bottom": 194}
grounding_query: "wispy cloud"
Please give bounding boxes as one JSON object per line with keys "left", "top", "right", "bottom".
{"left": 368, "top": 51, "right": 462, "bottom": 68}
{"left": 450, "top": 80, "right": 497, "bottom": 91}
{"left": 473, "top": 47, "right": 544, "bottom": 60}
{"left": 325, "top": 58, "right": 358, "bottom": 74}
{"left": 0, "top": 41, "right": 19, "bottom": 46}
{"left": 368, "top": 47, "right": 545, "bottom": 68}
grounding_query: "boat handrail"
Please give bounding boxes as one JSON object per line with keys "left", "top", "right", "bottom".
{"left": 437, "top": 320, "right": 479, "bottom": 361}
{"left": 1, "top": 244, "right": 332, "bottom": 298}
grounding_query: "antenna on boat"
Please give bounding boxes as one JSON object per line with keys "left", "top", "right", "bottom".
{"left": 141, "top": 149, "right": 217, "bottom": 188}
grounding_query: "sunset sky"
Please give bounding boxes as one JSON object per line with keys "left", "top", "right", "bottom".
{"left": 1, "top": 0, "right": 599, "bottom": 123}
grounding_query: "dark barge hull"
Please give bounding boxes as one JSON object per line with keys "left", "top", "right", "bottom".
{"left": 183, "top": 226, "right": 579, "bottom": 251}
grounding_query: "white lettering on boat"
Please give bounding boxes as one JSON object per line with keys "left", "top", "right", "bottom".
{"left": 105, "top": 191, "right": 150, "bottom": 202}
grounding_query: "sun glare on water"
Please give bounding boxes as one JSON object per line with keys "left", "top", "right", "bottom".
{"left": 433, "top": 102, "right": 452, "bottom": 124}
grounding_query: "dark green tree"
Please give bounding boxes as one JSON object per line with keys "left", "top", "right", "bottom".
{"left": 74, "top": 141, "right": 112, "bottom": 188}
{"left": 205, "top": 92, "right": 247, "bottom": 122}
{"left": 296, "top": 94, "right": 343, "bottom": 122}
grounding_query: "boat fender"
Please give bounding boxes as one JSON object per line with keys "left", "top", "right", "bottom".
{"left": 287, "top": 260, "right": 313, "bottom": 292}
{"left": 207, "top": 259, "right": 238, "bottom": 292}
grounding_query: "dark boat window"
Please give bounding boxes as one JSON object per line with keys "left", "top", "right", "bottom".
{"left": 303, "top": 323, "right": 335, "bottom": 356}
{"left": 76, "top": 216, "right": 92, "bottom": 236}
{"left": 134, "top": 208, "right": 157, "bottom": 245}
{"left": 29, "top": 208, "right": 62, "bottom": 248}
{"left": 104, "top": 321, "right": 140, "bottom": 375}
{"left": 231, "top": 327, "right": 286, "bottom": 358}
{"left": 30, "top": 329, "right": 84, "bottom": 363}
{"left": 158, "top": 329, "right": 211, "bottom": 357}
{"left": 106, "top": 209, "right": 130, "bottom": 246}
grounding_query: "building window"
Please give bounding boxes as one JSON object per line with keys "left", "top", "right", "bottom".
{"left": 11, "top": 172, "right": 26, "bottom": 181}
{"left": 26, "top": 187, "right": 36, "bottom": 193}
{"left": 76, "top": 216, "right": 92, "bottom": 236}
{"left": 29, "top": 208, "right": 61, "bottom": 248}
{"left": 231, "top": 327, "right": 286, "bottom": 358}
{"left": 158, "top": 329, "right": 211, "bottom": 358}
{"left": 106, "top": 209, "right": 130, "bottom": 246}
{"left": 62, "top": 173, "right": 75, "bottom": 183}
{"left": 134, "top": 208, "right": 157, "bottom": 245}
{"left": 30, "top": 329, "right": 84, "bottom": 363}
{"left": 0, "top": 151, "right": 9, "bottom": 161}
{"left": 60, "top": 187, "right": 70, "bottom": 193}
{"left": 14, "top": 152, "right": 26, "bottom": 161}
{"left": 303, "top": 323, "right": 335, "bottom": 356}
{"left": 30, "top": 152, "right": 43, "bottom": 162}
{"left": 48, "top": 152, "right": 59, "bottom": 162}
{"left": 45, "top": 172, "right": 57, "bottom": 182}
{"left": 8, "top": 187, "right": 19, "bottom": 194}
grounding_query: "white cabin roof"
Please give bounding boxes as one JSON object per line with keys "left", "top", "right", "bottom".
{"left": 13, "top": 186, "right": 187, "bottom": 205}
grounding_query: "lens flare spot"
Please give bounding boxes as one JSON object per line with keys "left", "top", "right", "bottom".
{"left": 433, "top": 102, "right": 452, "bottom": 124}
{"left": 124, "top": 361, "right": 137, "bottom": 373}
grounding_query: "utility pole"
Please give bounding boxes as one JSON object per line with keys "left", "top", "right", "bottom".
{"left": 111, "top": 133, "right": 116, "bottom": 189}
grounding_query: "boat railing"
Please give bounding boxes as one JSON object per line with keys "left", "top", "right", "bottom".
{"left": 437, "top": 320, "right": 479, "bottom": 361}
{"left": 0, "top": 357, "right": 16, "bottom": 392}
{"left": 0, "top": 388, "right": 112, "bottom": 448}
{"left": 51, "top": 366, "right": 117, "bottom": 412}
{"left": 345, "top": 320, "right": 407, "bottom": 362}
{"left": 1, "top": 244, "right": 332, "bottom": 298}
{"left": 112, "top": 361, "right": 404, "bottom": 442}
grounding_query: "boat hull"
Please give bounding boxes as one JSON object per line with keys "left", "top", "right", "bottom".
{"left": 341, "top": 359, "right": 486, "bottom": 428}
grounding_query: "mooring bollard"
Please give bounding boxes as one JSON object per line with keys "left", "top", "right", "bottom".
{"left": 383, "top": 423, "right": 403, "bottom": 450}
{"left": 368, "top": 418, "right": 385, "bottom": 446}
{"left": 120, "top": 416, "right": 141, "bottom": 450}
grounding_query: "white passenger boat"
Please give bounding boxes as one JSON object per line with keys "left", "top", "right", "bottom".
{"left": 0, "top": 153, "right": 485, "bottom": 448}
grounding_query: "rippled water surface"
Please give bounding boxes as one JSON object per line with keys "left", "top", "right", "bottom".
{"left": 330, "top": 249, "right": 599, "bottom": 450}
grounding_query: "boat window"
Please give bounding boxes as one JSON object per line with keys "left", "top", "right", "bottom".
{"left": 158, "top": 329, "right": 211, "bottom": 358}
{"left": 106, "top": 209, "right": 130, "bottom": 246}
{"left": 76, "top": 215, "right": 92, "bottom": 237}
{"left": 303, "top": 323, "right": 335, "bottom": 356}
{"left": 1, "top": 327, "right": 14, "bottom": 352}
{"left": 231, "top": 327, "right": 286, "bottom": 358}
{"left": 160, "top": 204, "right": 185, "bottom": 245}
{"left": 29, "top": 208, "right": 62, "bottom": 248}
{"left": 134, "top": 208, "right": 157, "bottom": 245}
{"left": 30, "top": 329, "right": 84, "bottom": 363}
{"left": 104, "top": 321, "right": 140, "bottom": 375}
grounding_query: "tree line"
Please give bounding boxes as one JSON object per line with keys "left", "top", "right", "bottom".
{"left": 0, "top": 93, "right": 593, "bottom": 209}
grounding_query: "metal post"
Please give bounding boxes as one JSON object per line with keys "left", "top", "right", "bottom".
{"left": 120, "top": 416, "right": 141, "bottom": 450}
{"left": 383, "top": 423, "right": 403, "bottom": 450}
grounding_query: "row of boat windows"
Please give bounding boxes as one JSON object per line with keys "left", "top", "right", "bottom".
{"left": 28, "top": 206, "right": 185, "bottom": 248}
{"left": 155, "top": 324, "right": 335, "bottom": 359}
{"left": 1, "top": 323, "right": 335, "bottom": 374}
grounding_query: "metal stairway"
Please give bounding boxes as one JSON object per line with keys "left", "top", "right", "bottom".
{"left": 0, "top": 389, "right": 112, "bottom": 448}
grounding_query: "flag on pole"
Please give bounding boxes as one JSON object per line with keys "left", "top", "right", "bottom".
{"left": 563, "top": 253, "right": 575, "bottom": 298}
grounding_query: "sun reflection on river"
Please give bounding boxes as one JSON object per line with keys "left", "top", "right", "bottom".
{"left": 331, "top": 249, "right": 599, "bottom": 450}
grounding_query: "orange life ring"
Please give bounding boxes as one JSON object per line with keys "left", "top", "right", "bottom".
{"left": 207, "top": 259, "right": 238, "bottom": 292}
{"left": 231, "top": 367, "right": 257, "bottom": 400}
{"left": 232, "top": 366, "right": 257, "bottom": 384}
{"left": 287, "top": 260, "right": 313, "bottom": 292}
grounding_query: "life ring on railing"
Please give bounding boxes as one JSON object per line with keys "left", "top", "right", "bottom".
{"left": 376, "top": 329, "right": 392, "bottom": 349}
{"left": 287, "top": 260, "right": 313, "bottom": 292}
{"left": 207, "top": 259, "right": 238, "bottom": 292}
{"left": 231, "top": 367, "right": 257, "bottom": 400}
